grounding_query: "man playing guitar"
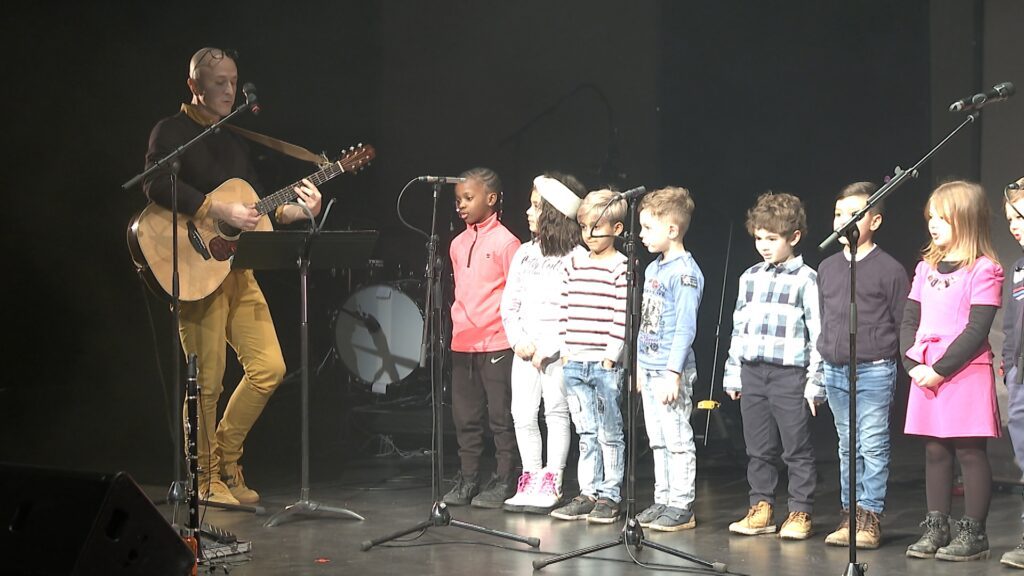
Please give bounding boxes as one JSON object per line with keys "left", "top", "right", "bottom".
{"left": 142, "top": 47, "right": 322, "bottom": 505}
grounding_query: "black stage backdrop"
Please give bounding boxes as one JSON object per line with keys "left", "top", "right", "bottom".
{"left": 0, "top": 1, "right": 958, "bottom": 486}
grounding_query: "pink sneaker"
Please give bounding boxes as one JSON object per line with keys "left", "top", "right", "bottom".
{"left": 523, "top": 469, "right": 563, "bottom": 514}
{"left": 502, "top": 470, "right": 538, "bottom": 512}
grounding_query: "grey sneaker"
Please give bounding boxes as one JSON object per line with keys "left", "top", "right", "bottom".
{"left": 649, "top": 506, "right": 696, "bottom": 532}
{"left": 471, "top": 473, "right": 516, "bottom": 508}
{"left": 586, "top": 498, "right": 621, "bottom": 524}
{"left": 1001, "top": 536, "right": 1024, "bottom": 569}
{"left": 441, "top": 472, "right": 479, "bottom": 506}
{"left": 935, "top": 516, "right": 990, "bottom": 562}
{"left": 906, "top": 511, "right": 950, "bottom": 559}
{"left": 636, "top": 503, "right": 667, "bottom": 528}
{"left": 550, "top": 495, "right": 597, "bottom": 520}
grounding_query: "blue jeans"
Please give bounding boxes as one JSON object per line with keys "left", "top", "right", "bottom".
{"left": 564, "top": 361, "right": 625, "bottom": 502}
{"left": 640, "top": 368, "right": 696, "bottom": 509}
{"left": 824, "top": 359, "right": 896, "bottom": 514}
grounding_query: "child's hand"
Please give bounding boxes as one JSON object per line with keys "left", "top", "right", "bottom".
{"left": 909, "top": 364, "right": 944, "bottom": 390}
{"left": 657, "top": 373, "right": 681, "bottom": 405}
{"left": 514, "top": 342, "right": 536, "bottom": 360}
{"left": 531, "top": 352, "right": 548, "bottom": 370}
{"left": 806, "top": 398, "right": 821, "bottom": 417}
{"left": 726, "top": 390, "right": 741, "bottom": 401}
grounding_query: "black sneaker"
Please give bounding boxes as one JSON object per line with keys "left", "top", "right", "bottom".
{"left": 471, "top": 473, "right": 516, "bottom": 508}
{"left": 586, "top": 498, "right": 621, "bottom": 524}
{"left": 550, "top": 495, "right": 597, "bottom": 520}
{"left": 442, "top": 472, "right": 479, "bottom": 506}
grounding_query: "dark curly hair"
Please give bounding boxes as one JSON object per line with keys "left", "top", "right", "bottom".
{"left": 745, "top": 191, "right": 807, "bottom": 238}
{"left": 537, "top": 171, "right": 586, "bottom": 257}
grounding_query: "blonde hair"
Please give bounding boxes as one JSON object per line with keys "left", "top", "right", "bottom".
{"left": 922, "top": 180, "right": 997, "bottom": 268}
{"left": 639, "top": 187, "right": 695, "bottom": 237}
{"left": 1005, "top": 176, "right": 1024, "bottom": 205}
{"left": 578, "top": 189, "right": 627, "bottom": 226}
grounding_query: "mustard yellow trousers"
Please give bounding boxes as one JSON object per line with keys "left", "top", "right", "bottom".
{"left": 179, "top": 269, "right": 285, "bottom": 479}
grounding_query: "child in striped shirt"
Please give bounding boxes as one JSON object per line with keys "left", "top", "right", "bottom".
{"left": 724, "top": 191, "right": 824, "bottom": 541}
{"left": 550, "top": 189, "right": 628, "bottom": 524}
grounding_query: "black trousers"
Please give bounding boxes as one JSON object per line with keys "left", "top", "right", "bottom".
{"left": 739, "top": 361, "right": 816, "bottom": 513}
{"left": 450, "top": 349, "right": 517, "bottom": 479}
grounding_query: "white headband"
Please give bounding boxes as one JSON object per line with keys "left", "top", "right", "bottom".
{"left": 533, "top": 176, "right": 581, "bottom": 218}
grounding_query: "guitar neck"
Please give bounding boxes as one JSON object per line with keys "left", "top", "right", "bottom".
{"left": 254, "top": 161, "right": 345, "bottom": 216}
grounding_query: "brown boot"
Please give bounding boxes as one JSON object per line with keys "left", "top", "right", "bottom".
{"left": 729, "top": 501, "right": 775, "bottom": 535}
{"left": 221, "top": 463, "right": 260, "bottom": 504}
{"left": 779, "top": 511, "right": 813, "bottom": 540}
{"left": 855, "top": 508, "right": 882, "bottom": 549}
{"left": 824, "top": 509, "right": 850, "bottom": 546}
{"left": 199, "top": 474, "right": 240, "bottom": 505}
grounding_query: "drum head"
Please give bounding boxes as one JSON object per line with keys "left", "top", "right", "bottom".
{"left": 335, "top": 283, "right": 424, "bottom": 393}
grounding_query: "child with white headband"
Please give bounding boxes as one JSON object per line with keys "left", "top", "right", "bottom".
{"left": 500, "top": 173, "right": 587, "bottom": 513}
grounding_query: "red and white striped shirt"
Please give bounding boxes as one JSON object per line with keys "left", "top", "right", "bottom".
{"left": 561, "top": 251, "right": 627, "bottom": 363}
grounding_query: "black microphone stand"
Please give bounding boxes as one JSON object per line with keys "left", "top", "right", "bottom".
{"left": 534, "top": 193, "right": 726, "bottom": 572}
{"left": 123, "top": 99, "right": 258, "bottom": 514}
{"left": 820, "top": 111, "right": 980, "bottom": 576}
{"left": 361, "top": 181, "right": 540, "bottom": 552}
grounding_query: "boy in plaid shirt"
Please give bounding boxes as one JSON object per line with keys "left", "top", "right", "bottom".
{"left": 724, "top": 192, "right": 824, "bottom": 541}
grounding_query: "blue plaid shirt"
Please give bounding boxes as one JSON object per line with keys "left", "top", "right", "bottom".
{"left": 723, "top": 255, "right": 825, "bottom": 401}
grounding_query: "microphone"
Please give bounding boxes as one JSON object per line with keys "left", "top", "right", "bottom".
{"left": 618, "top": 186, "right": 648, "bottom": 200}
{"left": 949, "top": 82, "right": 1015, "bottom": 112}
{"left": 242, "top": 82, "right": 260, "bottom": 115}
{"left": 417, "top": 176, "right": 466, "bottom": 184}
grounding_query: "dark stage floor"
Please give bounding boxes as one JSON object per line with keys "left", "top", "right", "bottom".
{"left": 152, "top": 428, "right": 1024, "bottom": 576}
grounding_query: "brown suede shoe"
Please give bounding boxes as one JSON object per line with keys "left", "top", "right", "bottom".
{"left": 199, "top": 476, "right": 240, "bottom": 505}
{"left": 221, "top": 463, "right": 260, "bottom": 504}
{"left": 855, "top": 508, "right": 882, "bottom": 549}
{"left": 729, "top": 501, "right": 776, "bottom": 535}
{"left": 824, "top": 509, "right": 850, "bottom": 546}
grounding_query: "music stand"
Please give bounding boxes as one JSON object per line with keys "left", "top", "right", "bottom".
{"left": 232, "top": 229, "right": 379, "bottom": 527}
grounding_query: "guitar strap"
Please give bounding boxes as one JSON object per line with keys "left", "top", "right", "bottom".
{"left": 181, "top": 103, "right": 328, "bottom": 166}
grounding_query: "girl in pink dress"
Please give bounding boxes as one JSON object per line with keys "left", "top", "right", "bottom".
{"left": 901, "top": 181, "right": 1004, "bottom": 562}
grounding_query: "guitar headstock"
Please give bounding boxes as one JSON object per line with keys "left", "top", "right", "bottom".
{"left": 337, "top": 143, "right": 376, "bottom": 173}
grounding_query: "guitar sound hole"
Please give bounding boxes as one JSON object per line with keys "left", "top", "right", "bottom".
{"left": 217, "top": 221, "right": 241, "bottom": 239}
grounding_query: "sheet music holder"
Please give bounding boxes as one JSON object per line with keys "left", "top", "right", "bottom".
{"left": 233, "top": 229, "right": 378, "bottom": 527}
{"left": 232, "top": 230, "right": 379, "bottom": 271}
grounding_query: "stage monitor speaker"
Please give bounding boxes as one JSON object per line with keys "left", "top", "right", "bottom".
{"left": 0, "top": 462, "right": 195, "bottom": 576}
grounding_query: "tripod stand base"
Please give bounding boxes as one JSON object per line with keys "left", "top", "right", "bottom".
{"left": 264, "top": 498, "right": 364, "bottom": 527}
{"left": 533, "top": 516, "right": 725, "bottom": 572}
{"left": 360, "top": 501, "right": 540, "bottom": 551}
{"left": 843, "top": 562, "right": 867, "bottom": 576}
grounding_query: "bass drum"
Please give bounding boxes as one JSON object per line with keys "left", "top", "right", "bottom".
{"left": 335, "top": 281, "right": 424, "bottom": 393}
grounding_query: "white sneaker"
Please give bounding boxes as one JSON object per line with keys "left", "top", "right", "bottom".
{"left": 502, "top": 470, "right": 539, "bottom": 512}
{"left": 523, "top": 468, "right": 563, "bottom": 514}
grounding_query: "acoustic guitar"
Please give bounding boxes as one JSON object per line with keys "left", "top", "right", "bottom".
{"left": 127, "top": 144, "right": 375, "bottom": 301}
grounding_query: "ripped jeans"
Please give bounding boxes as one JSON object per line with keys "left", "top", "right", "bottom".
{"left": 564, "top": 361, "right": 625, "bottom": 502}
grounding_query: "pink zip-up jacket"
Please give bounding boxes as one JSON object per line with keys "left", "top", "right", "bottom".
{"left": 449, "top": 212, "right": 521, "bottom": 352}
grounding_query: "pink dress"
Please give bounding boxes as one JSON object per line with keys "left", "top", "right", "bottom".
{"left": 904, "top": 256, "right": 1004, "bottom": 438}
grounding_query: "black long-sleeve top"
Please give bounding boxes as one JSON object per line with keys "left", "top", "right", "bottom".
{"left": 142, "top": 110, "right": 261, "bottom": 215}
